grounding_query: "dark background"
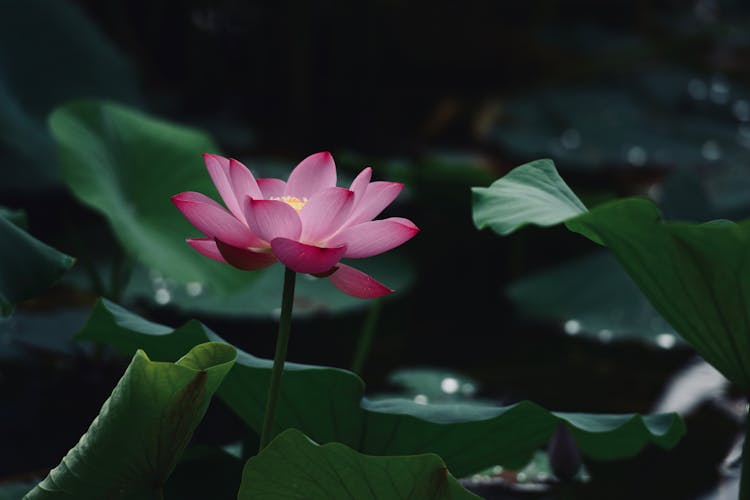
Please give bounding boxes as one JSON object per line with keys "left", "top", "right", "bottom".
{"left": 3, "top": 0, "right": 750, "bottom": 498}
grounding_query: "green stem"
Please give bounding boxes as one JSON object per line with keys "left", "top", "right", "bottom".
{"left": 350, "top": 298, "right": 383, "bottom": 375}
{"left": 258, "top": 267, "right": 296, "bottom": 451}
{"left": 741, "top": 411, "right": 750, "bottom": 500}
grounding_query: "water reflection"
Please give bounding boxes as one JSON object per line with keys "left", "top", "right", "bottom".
{"left": 733, "top": 100, "right": 750, "bottom": 122}
{"left": 154, "top": 288, "right": 171, "bottom": 305}
{"left": 688, "top": 78, "right": 708, "bottom": 100}
{"left": 653, "top": 358, "right": 728, "bottom": 414}
{"left": 560, "top": 128, "right": 581, "bottom": 150}
{"left": 710, "top": 77, "right": 730, "bottom": 105}
{"left": 461, "top": 382, "right": 477, "bottom": 397}
{"left": 440, "top": 377, "right": 459, "bottom": 394}
{"left": 626, "top": 146, "right": 647, "bottom": 166}
{"left": 702, "top": 140, "right": 722, "bottom": 161}
{"left": 597, "top": 329, "right": 613, "bottom": 342}
{"left": 185, "top": 281, "right": 204, "bottom": 297}
{"left": 564, "top": 319, "right": 581, "bottom": 335}
{"left": 656, "top": 333, "right": 676, "bottom": 349}
{"left": 737, "top": 125, "right": 750, "bottom": 148}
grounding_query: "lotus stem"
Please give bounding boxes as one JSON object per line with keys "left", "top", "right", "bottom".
{"left": 258, "top": 266, "right": 296, "bottom": 451}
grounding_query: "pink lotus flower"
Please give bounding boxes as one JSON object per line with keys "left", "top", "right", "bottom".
{"left": 172, "top": 152, "right": 418, "bottom": 298}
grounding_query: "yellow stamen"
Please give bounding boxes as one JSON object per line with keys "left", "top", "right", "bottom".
{"left": 270, "top": 195, "right": 308, "bottom": 212}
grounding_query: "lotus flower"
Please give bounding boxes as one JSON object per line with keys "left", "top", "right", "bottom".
{"left": 172, "top": 152, "right": 418, "bottom": 298}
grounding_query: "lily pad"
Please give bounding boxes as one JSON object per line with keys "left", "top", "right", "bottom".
{"left": 0, "top": 214, "right": 74, "bottom": 316}
{"left": 0, "top": 307, "right": 90, "bottom": 360}
{"left": 239, "top": 428, "right": 479, "bottom": 499}
{"left": 473, "top": 159, "right": 750, "bottom": 390}
{"left": 508, "top": 251, "right": 680, "bottom": 347}
{"left": 0, "top": 480, "right": 40, "bottom": 500}
{"left": 384, "top": 368, "right": 480, "bottom": 403}
{"left": 77, "top": 299, "right": 686, "bottom": 477}
{"left": 490, "top": 68, "right": 750, "bottom": 173}
{"left": 49, "top": 99, "right": 251, "bottom": 293}
{"left": 25, "top": 342, "right": 237, "bottom": 499}
{"left": 461, "top": 450, "right": 589, "bottom": 494}
{"left": 0, "top": 208, "right": 27, "bottom": 228}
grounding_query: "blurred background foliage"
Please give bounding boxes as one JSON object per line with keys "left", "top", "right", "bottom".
{"left": 2, "top": 0, "right": 750, "bottom": 498}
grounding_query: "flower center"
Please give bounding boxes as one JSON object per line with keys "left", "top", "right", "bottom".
{"left": 270, "top": 195, "right": 308, "bottom": 212}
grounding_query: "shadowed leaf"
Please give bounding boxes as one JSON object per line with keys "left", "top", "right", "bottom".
{"left": 25, "top": 342, "right": 236, "bottom": 499}
{"left": 78, "top": 299, "right": 686, "bottom": 477}
{"left": 0, "top": 214, "right": 74, "bottom": 316}
{"left": 238, "top": 428, "right": 479, "bottom": 499}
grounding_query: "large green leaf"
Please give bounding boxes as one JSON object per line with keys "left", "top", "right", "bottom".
{"left": 473, "top": 159, "right": 750, "bottom": 389}
{"left": 238, "top": 428, "right": 479, "bottom": 499}
{"left": 49, "top": 99, "right": 250, "bottom": 293}
{"left": 77, "top": 299, "right": 686, "bottom": 477}
{"left": 471, "top": 159, "right": 589, "bottom": 236}
{"left": 25, "top": 342, "right": 236, "bottom": 499}
{"left": 0, "top": 0, "right": 140, "bottom": 193}
{"left": 0, "top": 214, "right": 74, "bottom": 316}
{"left": 571, "top": 200, "right": 750, "bottom": 389}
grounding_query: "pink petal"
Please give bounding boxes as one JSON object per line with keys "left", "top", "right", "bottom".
{"left": 345, "top": 181, "right": 404, "bottom": 226}
{"left": 229, "top": 159, "right": 263, "bottom": 211}
{"left": 187, "top": 237, "right": 227, "bottom": 263}
{"left": 327, "top": 264, "right": 393, "bottom": 298}
{"left": 172, "top": 192, "right": 260, "bottom": 248}
{"left": 244, "top": 199, "right": 302, "bottom": 243}
{"left": 349, "top": 167, "right": 372, "bottom": 206}
{"left": 299, "top": 187, "right": 355, "bottom": 243}
{"left": 284, "top": 151, "right": 337, "bottom": 198}
{"left": 203, "top": 153, "right": 244, "bottom": 220}
{"left": 215, "top": 239, "right": 277, "bottom": 270}
{"left": 257, "top": 178, "right": 286, "bottom": 199}
{"left": 329, "top": 217, "right": 419, "bottom": 258}
{"left": 270, "top": 238, "right": 346, "bottom": 274}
